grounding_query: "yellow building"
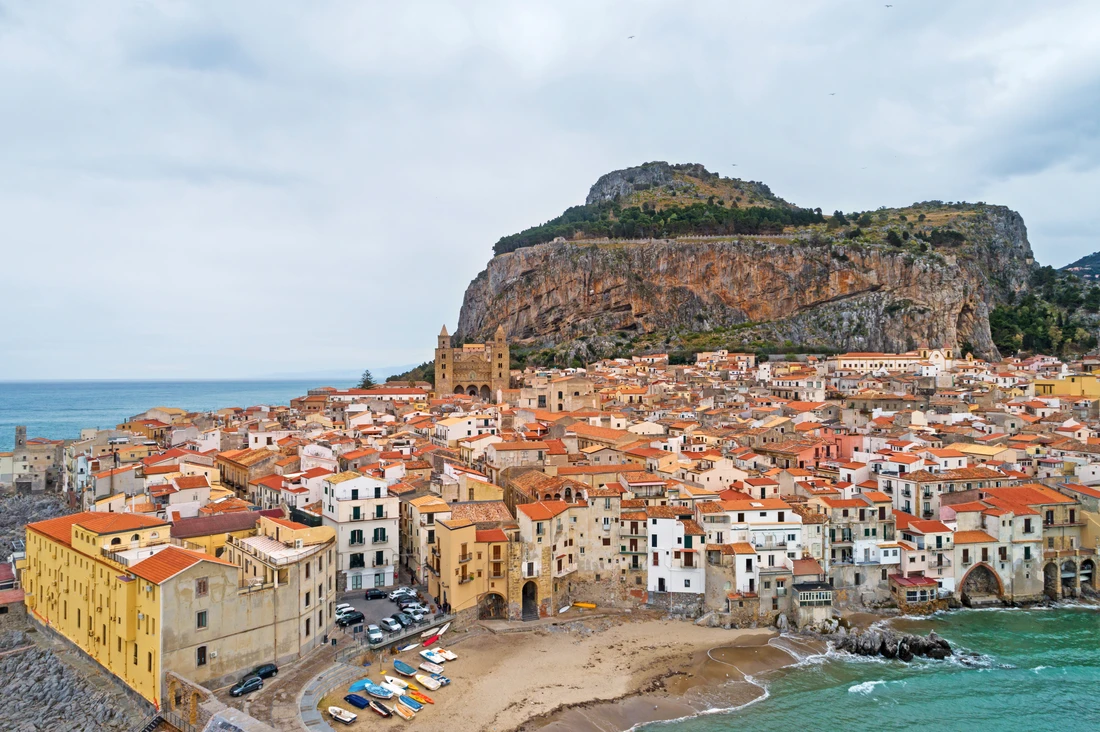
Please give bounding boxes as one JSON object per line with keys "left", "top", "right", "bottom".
{"left": 22, "top": 511, "right": 337, "bottom": 709}
{"left": 428, "top": 519, "right": 511, "bottom": 620}
{"left": 1035, "top": 374, "right": 1100, "bottom": 398}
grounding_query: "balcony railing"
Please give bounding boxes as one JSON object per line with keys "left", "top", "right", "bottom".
{"left": 372, "top": 536, "right": 389, "bottom": 544}
{"left": 458, "top": 553, "right": 472, "bottom": 563}
{"left": 553, "top": 562, "right": 578, "bottom": 578}
{"left": 348, "top": 538, "right": 365, "bottom": 546}
{"left": 458, "top": 575, "right": 474, "bottom": 584}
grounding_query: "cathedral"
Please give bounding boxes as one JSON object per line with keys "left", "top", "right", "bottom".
{"left": 435, "top": 325, "right": 510, "bottom": 401}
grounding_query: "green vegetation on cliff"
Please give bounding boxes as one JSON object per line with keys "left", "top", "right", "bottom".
{"left": 386, "top": 361, "right": 435, "bottom": 386}
{"left": 493, "top": 200, "right": 824, "bottom": 256}
{"left": 990, "top": 266, "right": 1100, "bottom": 356}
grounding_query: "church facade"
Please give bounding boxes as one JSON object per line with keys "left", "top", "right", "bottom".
{"left": 435, "top": 325, "right": 510, "bottom": 401}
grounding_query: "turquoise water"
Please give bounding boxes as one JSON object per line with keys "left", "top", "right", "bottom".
{"left": 660, "top": 608, "right": 1100, "bottom": 732}
{"left": 0, "top": 380, "right": 345, "bottom": 451}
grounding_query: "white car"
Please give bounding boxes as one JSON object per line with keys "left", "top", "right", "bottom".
{"left": 366, "top": 625, "right": 384, "bottom": 644}
{"left": 335, "top": 603, "right": 355, "bottom": 617}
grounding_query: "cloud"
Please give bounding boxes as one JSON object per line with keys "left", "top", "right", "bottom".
{"left": 0, "top": 0, "right": 1097, "bottom": 379}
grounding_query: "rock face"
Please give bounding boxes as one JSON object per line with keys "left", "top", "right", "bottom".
{"left": 457, "top": 206, "right": 1034, "bottom": 359}
{"left": 834, "top": 628, "right": 952, "bottom": 662}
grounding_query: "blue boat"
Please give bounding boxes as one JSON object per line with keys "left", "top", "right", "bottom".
{"left": 362, "top": 680, "right": 395, "bottom": 700}
{"left": 430, "top": 673, "right": 451, "bottom": 686}
{"left": 343, "top": 694, "right": 370, "bottom": 709}
{"left": 397, "top": 694, "right": 424, "bottom": 713}
{"left": 392, "top": 659, "right": 418, "bottom": 677}
{"left": 348, "top": 678, "right": 371, "bottom": 693}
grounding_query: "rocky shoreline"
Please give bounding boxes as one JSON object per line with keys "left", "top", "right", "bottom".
{"left": 0, "top": 630, "right": 148, "bottom": 732}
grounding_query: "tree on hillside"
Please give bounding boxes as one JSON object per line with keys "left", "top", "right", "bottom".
{"left": 358, "top": 369, "right": 376, "bottom": 389}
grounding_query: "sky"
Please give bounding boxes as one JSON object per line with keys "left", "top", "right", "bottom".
{"left": 1, "top": 0, "right": 1098, "bottom": 380}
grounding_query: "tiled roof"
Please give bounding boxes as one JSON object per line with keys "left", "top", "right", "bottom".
{"left": 953, "top": 530, "right": 997, "bottom": 544}
{"left": 129, "top": 546, "right": 233, "bottom": 585}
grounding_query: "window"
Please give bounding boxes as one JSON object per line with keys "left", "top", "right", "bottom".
{"left": 148, "top": 651, "right": 153, "bottom": 672}
{"left": 197, "top": 610, "right": 208, "bottom": 629}
{"left": 196, "top": 577, "right": 208, "bottom": 597}
{"left": 305, "top": 562, "right": 311, "bottom": 579}
{"left": 305, "top": 618, "right": 311, "bottom": 637}
{"left": 305, "top": 592, "right": 311, "bottom": 608}
{"left": 684, "top": 579, "right": 691, "bottom": 588}
{"left": 197, "top": 646, "right": 207, "bottom": 666}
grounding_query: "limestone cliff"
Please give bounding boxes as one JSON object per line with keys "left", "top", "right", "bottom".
{"left": 457, "top": 166, "right": 1036, "bottom": 360}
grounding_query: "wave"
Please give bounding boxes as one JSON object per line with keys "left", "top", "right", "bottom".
{"left": 848, "top": 679, "right": 886, "bottom": 694}
{"left": 1032, "top": 666, "right": 1048, "bottom": 673}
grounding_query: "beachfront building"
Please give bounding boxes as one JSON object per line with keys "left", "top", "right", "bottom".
{"left": 809, "top": 492, "right": 898, "bottom": 604}
{"left": 20, "top": 512, "right": 335, "bottom": 708}
{"left": 645, "top": 505, "right": 705, "bottom": 608}
{"left": 428, "top": 518, "right": 512, "bottom": 622}
{"left": 321, "top": 471, "right": 399, "bottom": 590}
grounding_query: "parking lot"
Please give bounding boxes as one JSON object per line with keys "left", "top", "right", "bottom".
{"left": 335, "top": 587, "right": 442, "bottom": 644}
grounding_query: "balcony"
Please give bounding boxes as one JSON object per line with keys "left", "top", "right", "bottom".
{"left": 348, "top": 538, "right": 365, "bottom": 546}
{"left": 458, "top": 553, "right": 473, "bottom": 563}
{"left": 901, "top": 489, "right": 912, "bottom": 498}
{"left": 371, "top": 559, "right": 391, "bottom": 568}
{"left": 372, "top": 536, "right": 389, "bottom": 545}
{"left": 458, "top": 575, "right": 474, "bottom": 585}
{"left": 760, "top": 564, "right": 792, "bottom": 574}
{"left": 425, "top": 564, "right": 439, "bottom": 576}
{"left": 922, "top": 491, "right": 933, "bottom": 499}
{"left": 553, "top": 562, "right": 578, "bottom": 578}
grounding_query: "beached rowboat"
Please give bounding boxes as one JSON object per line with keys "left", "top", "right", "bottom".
{"left": 368, "top": 700, "right": 393, "bottom": 718}
{"left": 419, "top": 661, "right": 444, "bottom": 675}
{"left": 383, "top": 675, "right": 408, "bottom": 689}
{"left": 397, "top": 695, "right": 424, "bottom": 713}
{"left": 328, "top": 707, "right": 357, "bottom": 725}
{"left": 392, "top": 659, "right": 418, "bottom": 677}
{"left": 415, "top": 673, "right": 441, "bottom": 691}
{"left": 406, "top": 688, "right": 433, "bottom": 705}
{"left": 436, "top": 648, "right": 458, "bottom": 661}
{"left": 393, "top": 703, "right": 415, "bottom": 721}
{"left": 420, "top": 649, "right": 445, "bottom": 664}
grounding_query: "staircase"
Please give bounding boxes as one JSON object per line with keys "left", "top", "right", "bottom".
{"left": 521, "top": 609, "right": 539, "bottom": 622}
{"left": 133, "top": 713, "right": 162, "bottom": 732}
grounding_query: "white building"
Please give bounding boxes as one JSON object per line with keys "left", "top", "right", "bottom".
{"left": 321, "top": 471, "right": 399, "bottom": 590}
{"left": 646, "top": 506, "right": 706, "bottom": 596}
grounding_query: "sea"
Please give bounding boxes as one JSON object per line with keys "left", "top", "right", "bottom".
{"left": 0, "top": 380, "right": 345, "bottom": 451}
{"left": 653, "top": 607, "right": 1100, "bottom": 732}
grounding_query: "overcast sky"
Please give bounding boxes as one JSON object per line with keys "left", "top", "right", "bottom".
{"left": 1, "top": 0, "right": 1097, "bottom": 380}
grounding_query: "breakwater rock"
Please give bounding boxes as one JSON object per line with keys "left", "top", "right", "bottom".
{"left": 833, "top": 628, "right": 952, "bottom": 662}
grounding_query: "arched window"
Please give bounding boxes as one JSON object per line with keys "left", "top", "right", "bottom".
{"left": 110, "top": 538, "right": 122, "bottom": 546}
{"left": 131, "top": 534, "right": 140, "bottom": 542}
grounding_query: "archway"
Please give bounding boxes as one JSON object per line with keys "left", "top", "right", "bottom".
{"left": 478, "top": 592, "right": 507, "bottom": 620}
{"left": 564, "top": 486, "right": 573, "bottom": 502}
{"left": 1043, "top": 562, "right": 1060, "bottom": 600}
{"left": 522, "top": 581, "right": 538, "bottom": 620}
{"left": 479, "top": 385, "right": 491, "bottom": 401}
{"left": 1061, "top": 560, "right": 1078, "bottom": 597}
{"left": 454, "top": 385, "right": 465, "bottom": 395}
{"left": 1080, "top": 559, "right": 1095, "bottom": 590}
{"left": 467, "top": 385, "right": 479, "bottom": 397}
{"left": 960, "top": 563, "right": 1003, "bottom": 605}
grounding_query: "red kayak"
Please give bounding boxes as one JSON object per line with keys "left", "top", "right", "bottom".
{"left": 422, "top": 634, "right": 440, "bottom": 646}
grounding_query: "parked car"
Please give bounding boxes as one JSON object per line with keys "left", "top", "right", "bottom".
{"left": 249, "top": 663, "right": 279, "bottom": 679}
{"left": 230, "top": 676, "right": 263, "bottom": 697}
{"left": 400, "top": 601, "right": 430, "bottom": 614}
{"left": 335, "top": 603, "right": 355, "bottom": 617}
{"left": 343, "top": 694, "right": 370, "bottom": 709}
{"left": 388, "top": 587, "right": 415, "bottom": 601}
{"left": 407, "top": 609, "right": 427, "bottom": 623}
{"left": 337, "top": 610, "right": 365, "bottom": 627}
{"left": 366, "top": 624, "right": 384, "bottom": 644}
{"left": 397, "top": 598, "right": 426, "bottom": 610}
{"left": 378, "top": 617, "right": 401, "bottom": 633}
{"left": 392, "top": 612, "right": 413, "bottom": 628}
{"left": 364, "top": 588, "right": 386, "bottom": 600}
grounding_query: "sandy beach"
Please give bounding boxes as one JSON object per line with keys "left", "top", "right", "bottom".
{"left": 319, "top": 612, "right": 826, "bottom": 732}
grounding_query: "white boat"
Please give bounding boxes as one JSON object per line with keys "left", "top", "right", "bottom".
{"left": 420, "top": 649, "right": 445, "bottom": 664}
{"left": 419, "top": 661, "right": 444, "bottom": 675}
{"left": 437, "top": 622, "right": 451, "bottom": 636}
{"left": 328, "top": 706, "right": 357, "bottom": 725}
{"left": 436, "top": 648, "right": 458, "bottom": 661}
{"left": 381, "top": 681, "right": 407, "bottom": 697}
{"left": 383, "top": 675, "right": 409, "bottom": 689}
{"left": 415, "top": 674, "right": 441, "bottom": 691}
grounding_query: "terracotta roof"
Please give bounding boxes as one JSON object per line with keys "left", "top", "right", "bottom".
{"left": 679, "top": 518, "right": 705, "bottom": 536}
{"left": 953, "top": 530, "right": 998, "bottom": 544}
{"left": 792, "top": 557, "right": 823, "bottom": 576}
{"left": 129, "top": 546, "right": 233, "bottom": 584}
{"left": 475, "top": 528, "right": 508, "bottom": 543}
{"left": 517, "top": 500, "right": 571, "bottom": 521}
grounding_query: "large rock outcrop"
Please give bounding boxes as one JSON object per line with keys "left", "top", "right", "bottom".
{"left": 457, "top": 205, "right": 1034, "bottom": 359}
